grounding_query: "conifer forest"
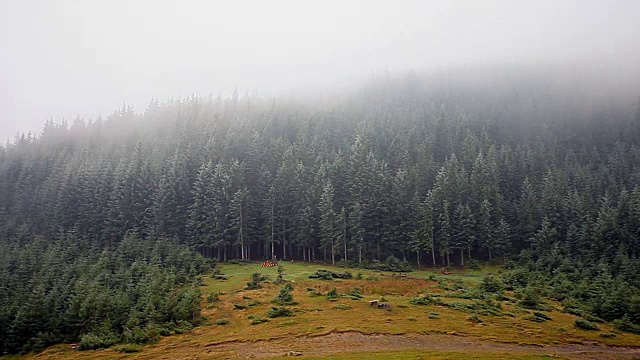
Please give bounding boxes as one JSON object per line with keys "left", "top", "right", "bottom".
{"left": 1, "top": 68, "right": 640, "bottom": 354}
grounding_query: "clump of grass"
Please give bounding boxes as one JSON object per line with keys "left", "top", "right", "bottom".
{"left": 467, "top": 313, "right": 483, "bottom": 323}
{"left": 248, "top": 315, "right": 269, "bottom": 325}
{"left": 575, "top": 318, "right": 599, "bottom": 331}
{"left": 113, "top": 344, "right": 142, "bottom": 353}
{"left": 206, "top": 293, "right": 219, "bottom": 303}
{"left": 408, "top": 317, "right": 417, "bottom": 321}
{"left": 333, "top": 304, "right": 352, "bottom": 310}
{"left": 233, "top": 304, "right": 246, "bottom": 310}
{"left": 600, "top": 333, "right": 617, "bottom": 338}
{"left": 215, "top": 319, "right": 230, "bottom": 326}
{"left": 326, "top": 287, "right": 339, "bottom": 300}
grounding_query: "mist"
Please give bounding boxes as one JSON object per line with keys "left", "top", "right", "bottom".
{"left": 1, "top": 0, "right": 639, "bottom": 140}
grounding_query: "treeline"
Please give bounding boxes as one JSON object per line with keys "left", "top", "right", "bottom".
{"left": 0, "top": 232, "right": 209, "bottom": 354}
{"left": 1, "top": 67, "right": 640, "bottom": 345}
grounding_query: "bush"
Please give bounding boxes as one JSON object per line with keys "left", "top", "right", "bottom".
{"left": 467, "top": 314, "right": 483, "bottom": 323}
{"left": 215, "top": 319, "right": 230, "bottom": 326}
{"left": 480, "top": 275, "right": 503, "bottom": 293}
{"left": 533, "top": 312, "right": 552, "bottom": 321}
{"left": 274, "top": 265, "right": 285, "bottom": 285}
{"left": 273, "top": 283, "right": 295, "bottom": 305}
{"left": 233, "top": 304, "right": 247, "bottom": 310}
{"left": 122, "top": 325, "right": 160, "bottom": 345}
{"left": 600, "top": 333, "right": 617, "bottom": 338}
{"left": 326, "top": 287, "right": 339, "bottom": 300}
{"left": 309, "top": 269, "right": 353, "bottom": 280}
{"left": 250, "top": 316, "right": 269, "bottom": 325}
{"left": 518, "top": 287, "right": 542, "bottom": 309}
{"left": 344, "top": 287, "right": 363, "bottom": 300}
{"left": 267, "top": 306, "right": 293, "bottom": 318}
{"left": 575, "top": 319, "right": 599, "bottom": 331}
{"left": 410, "top": 296, "right": 436, "bottom": 305}
{"left": 366, "top": 256, "right": 412, "bottom": 272}
{"left": 246, "top": 272, "right": 265, "bottom": 290}
{"left": 206, "top": 293, "right": 219, "bottom": 303}
{"left": 78, "top": 332, "right": 120, "bottom": 350}
{"left": 613, "top": 316, "right": 640, "bottom": 334}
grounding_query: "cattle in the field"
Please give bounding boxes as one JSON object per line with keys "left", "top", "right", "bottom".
{"left": 261, "top": 260, "right": 278, "bottom": 267}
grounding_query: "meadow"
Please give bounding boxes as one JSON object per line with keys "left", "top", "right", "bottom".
{"left": 18, "top": 262, "right": 640, "bottom": 359}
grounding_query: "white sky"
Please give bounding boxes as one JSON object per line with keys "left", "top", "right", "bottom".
{"left": 1, "top": 0, "right": 639, "bottom": 140}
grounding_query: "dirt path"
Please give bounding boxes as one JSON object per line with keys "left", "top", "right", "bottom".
{"left": 204, "top": 331, "right": 640, "bottom": 359}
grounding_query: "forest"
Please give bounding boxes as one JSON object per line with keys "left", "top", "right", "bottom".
{"left": 1, "top": 66, "right": 640, "bottom": 354}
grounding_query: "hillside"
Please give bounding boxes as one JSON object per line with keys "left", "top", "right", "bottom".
{"left": 21, "top": 262, "right": 640, "bottom": 359}
{"left": 1, "top": 69, "right": 640, "bottom": 356}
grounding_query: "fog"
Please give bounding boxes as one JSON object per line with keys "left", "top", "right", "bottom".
{"left": 1, "top": 0, "right": 639, "bottom": 140}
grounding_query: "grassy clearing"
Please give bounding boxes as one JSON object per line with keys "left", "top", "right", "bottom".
{"left": 16, "top": 261, "right": 640, "bottom": 359}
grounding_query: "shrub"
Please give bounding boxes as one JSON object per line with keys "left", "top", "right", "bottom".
{"left": 274, "top": 265, "right": 285, "bottom": 285}
{"left": 344, "top": 287, "right": 363, "bottom": 300}
{"left": 326, "top": 287, "right": 339, "bottom": 300}
{"left": 122, "top": 325, "right": 160, "bottom": 345}
{"left": 480, "top": 275, "right": 503, "bottom": 293}
{"left": 613, "top": 316, "right": 640, "bottom": 334}
{"left": 215, "top": 319, "right": 230, "bottom": 326}
{"left": 533, "top": 312, "right": 552, "bottom": 321}
{"left": 267, "top": 306, "right": 293, "bottom": 318}
{"left": 356, "top": 272, "right": 363, "bottom": 280}
{"left": 246, "top": 272, "right": 265, "bottom": 290}
{"left": 518, "top": 287, "right": 542, "bottom": 309}
{"left": 234, "top": 304, "right": 247, "bottom": 310}
{"left": 575, "top": 319, "right": 599, "bottom": 331}
{"left": 78, "top": 332, "right": 120, "bottom": 350}
{"left": 309, "top": 269, "right": 353, "bottom": 280}
{"left": 206, "top": 293, "right": 219, "bottom": 303}
{"left": 600, "top": 333, "right": 617, "bottom": 338}
{"left": 410, "top": 296, "right": 436, "bottom": 305}
{"left": 524, "top": 315, "right": 545, "bottom": 323}
{"left": 250, "top": 317, "right": 269, "bottom": 325}
{"left": 273, "top": 283, "right": 295, "bottom": 305}
{"left": 583, "top": 313, "right": 604, "bottom": 323}
{"left": 366, "top": 256, "right": 412, "bottom": 272}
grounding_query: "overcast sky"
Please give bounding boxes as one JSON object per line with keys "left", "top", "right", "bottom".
{"left": 1, "top": 0, "right": 639, "bottom": 140}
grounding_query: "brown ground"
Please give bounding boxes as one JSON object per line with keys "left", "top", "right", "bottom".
{"left": 200, "top": 330, "right": 640, "bottom": 359}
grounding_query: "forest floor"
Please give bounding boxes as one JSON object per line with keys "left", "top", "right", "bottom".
{"left": 20, "top": 262, "right": 640, "bottom": 359}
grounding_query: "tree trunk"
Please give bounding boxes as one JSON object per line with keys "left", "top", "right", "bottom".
{"left": 460, "top": 248, "right": 464, "bottom": 266}
{"left": 416, "top": 251, "right": 421, "bottom": 268}
{"left": 432, "top": 249, "right": 437, "bottom": 267}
